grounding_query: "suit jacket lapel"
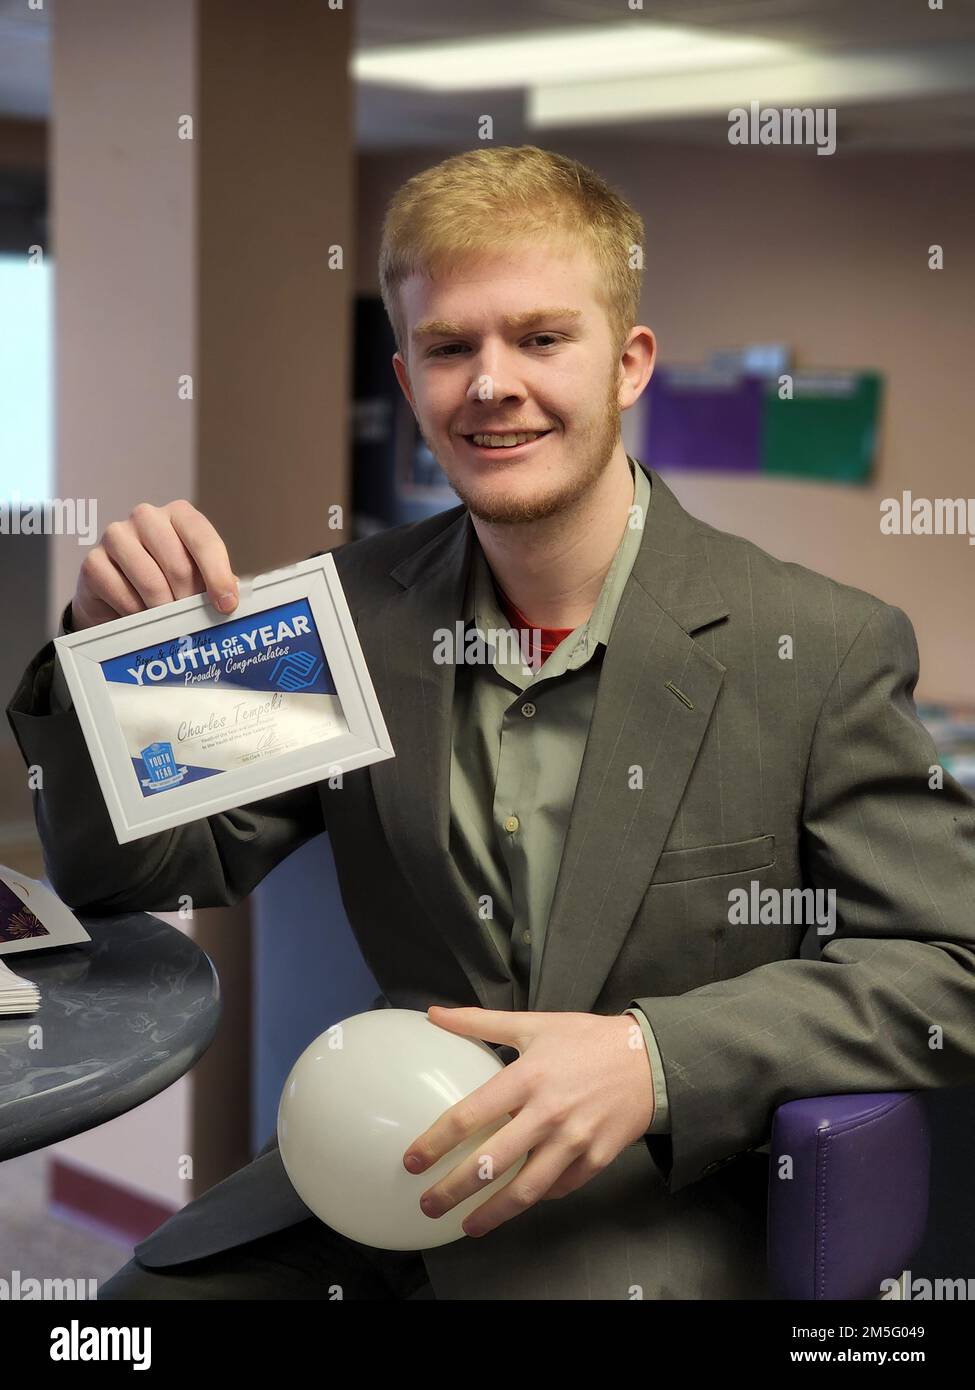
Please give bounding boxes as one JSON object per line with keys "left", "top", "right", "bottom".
{"left": 532, "top": 467, "right": 729, "bottom": 1014}
{"left": 355, "top": 511, "right": 517, "bottom": 1013}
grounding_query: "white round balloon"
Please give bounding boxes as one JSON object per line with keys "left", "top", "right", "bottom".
{"left": 277, "top": 1008, "right": 526, "bottom": 1250}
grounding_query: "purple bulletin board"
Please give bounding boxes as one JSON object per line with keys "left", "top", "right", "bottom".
{"left": 643, "top": 368, "right": 764, "bottom": 474}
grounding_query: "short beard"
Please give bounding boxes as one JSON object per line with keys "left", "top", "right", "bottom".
{"left": 425, "top": 369, "right": 622, "bottom": 526}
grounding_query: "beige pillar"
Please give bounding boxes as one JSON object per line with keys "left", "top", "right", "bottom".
{"left": 48, "top": 0, "right": 353, "bottom": 1213}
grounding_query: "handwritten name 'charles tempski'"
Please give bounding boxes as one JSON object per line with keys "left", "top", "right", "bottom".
{"left": 177, "top": 691, "right": 284, "bottom": 742}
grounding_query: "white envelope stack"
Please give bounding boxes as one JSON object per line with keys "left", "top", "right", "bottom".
{"left": 0, "top": 956, "right": 40, "bottom": 1016}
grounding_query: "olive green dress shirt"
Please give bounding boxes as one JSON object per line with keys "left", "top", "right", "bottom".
{"left": 448, "top": 455, "right": 669, "bottom": 1133}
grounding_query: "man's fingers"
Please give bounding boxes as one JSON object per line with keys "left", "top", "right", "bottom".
{"left": 461, "top": 1144, "right": 579, "bottom": 1237}
{"left": 418, "top": 1113, "right": 545, "bottom": 1217}
{"left": 164, "top": 499, "right": 238, "bottom": 612}
{"left": 406, "top": 1069, "right": 527, "bottom": 1172}
{"left": 129, "top": 503, "right": 206, "bottom": 602}
{"left": 71, "top": 499, "right": 239, "bottom": 632}
{"left": 79, "top": 536, "right": 161, "bottom": 619}
{"left": 95, "top": 526, "right": 176, "bottom": 612}
{"left": 76, "top": 546, "right": 146, "bottom": 623}
{"left": 539, "top": 1152, "right": 594, "bottom": 1201}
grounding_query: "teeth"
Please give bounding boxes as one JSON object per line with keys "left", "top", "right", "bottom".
{"left": 472, "top": 431, "right": 545, "bottom": 447}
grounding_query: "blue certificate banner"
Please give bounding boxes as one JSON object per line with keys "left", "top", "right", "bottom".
{"left": 99, "top": 599, "right": 347, "bottom": 797}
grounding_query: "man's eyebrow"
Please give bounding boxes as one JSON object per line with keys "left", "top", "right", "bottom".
{"left": 412, "top": 307, "right": 583, "bottom": 340}
{"left": 503, "top": 307, "right": 584, "bottom": 331}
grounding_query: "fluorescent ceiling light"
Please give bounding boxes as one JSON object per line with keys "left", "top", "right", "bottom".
{"left": 528, "top": 42, "right": 975, "bottom": 127}
{"left": 352, "top": 23, "right": 797, "bottom": 92}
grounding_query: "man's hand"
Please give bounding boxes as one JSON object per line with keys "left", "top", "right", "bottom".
{"left": 403, "top": 1006, "right": 655, "bottom": 1238}
{"left": 71, "top": 499, "right": 240, "bottom": 631}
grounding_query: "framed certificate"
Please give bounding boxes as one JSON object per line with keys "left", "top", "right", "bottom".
{"left": 54, "top": 553, "right": 394, "bottom": 844}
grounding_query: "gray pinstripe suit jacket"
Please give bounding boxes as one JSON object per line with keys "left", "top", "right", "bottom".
{"left": 7, "top": 461, "right": 975, "bottom": 1299}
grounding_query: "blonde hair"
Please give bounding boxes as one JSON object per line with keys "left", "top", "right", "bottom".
{"left": 378, "top": 145, "right": 644, "bottom": 362}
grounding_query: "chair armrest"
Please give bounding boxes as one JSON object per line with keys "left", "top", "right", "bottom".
{"left": 767, "top": 1092, "right": 930, "bottom": 1300}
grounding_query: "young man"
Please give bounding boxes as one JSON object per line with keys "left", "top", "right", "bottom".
{"left": 8, "top": 146, "right": 975, "bottom": 1300}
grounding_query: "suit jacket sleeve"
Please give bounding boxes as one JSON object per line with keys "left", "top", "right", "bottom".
{"left": 631, "top": 600, "right": 975, "bottom": 1195}
{"left": 50, "top": 600, "right": 75, "bottom": 711}
{"left": 5, "top": 603, "right": 326, "bottom": 915}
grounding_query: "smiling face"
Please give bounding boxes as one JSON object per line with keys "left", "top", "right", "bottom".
{"left": 391, "top": 242, "right": 638, "bottom": 525}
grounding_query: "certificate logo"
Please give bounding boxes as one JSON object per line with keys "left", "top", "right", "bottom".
{"left": 270, "top": 650, "right": 324, "bottom": 692}
{"left": 139, "top": 741, "right": 189, "bottom": 792}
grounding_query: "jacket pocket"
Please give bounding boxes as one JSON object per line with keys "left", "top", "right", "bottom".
{"left": 650, "top": 833, "right": 776, "bottom": 886}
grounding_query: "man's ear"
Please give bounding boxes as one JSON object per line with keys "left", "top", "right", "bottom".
{"left": 392, "top": 351, "right": 417, "bottom": 418}
{"left": 619, "top": 325, "right": 656, "bottom": 412}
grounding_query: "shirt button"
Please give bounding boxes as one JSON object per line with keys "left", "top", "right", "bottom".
{"left": 503, "top": 815, "right": 519, "bottom": 833}
{"left": 521, "top": 702, "right": 536, "bottom": 718}
{"left": 522, "top": 930, "right": 532, "bottom": 945}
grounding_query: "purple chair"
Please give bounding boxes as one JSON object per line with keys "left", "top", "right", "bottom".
{"left": 767, "top": 1092, "right": 930, "bottom": 1300}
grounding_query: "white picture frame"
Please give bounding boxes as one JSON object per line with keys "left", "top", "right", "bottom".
{"left": 54, "top": 552, "right": 394, "bottom": 844}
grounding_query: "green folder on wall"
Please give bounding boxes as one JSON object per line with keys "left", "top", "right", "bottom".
{"left": 761, "top": 372, "right": 882, "bottom": 484}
